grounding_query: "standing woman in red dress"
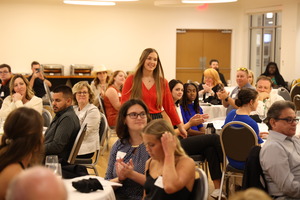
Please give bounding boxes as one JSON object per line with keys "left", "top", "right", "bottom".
{"left": 121, "top": 48, "right": 187, "bottom": 138}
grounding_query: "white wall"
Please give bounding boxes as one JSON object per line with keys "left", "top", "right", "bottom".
{"left": 0, "top": 0, "right": 299, "bottom": 82}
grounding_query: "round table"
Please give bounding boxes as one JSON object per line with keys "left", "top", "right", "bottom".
{"left": 63, "top": 175, "right": 120, "bottom": 200}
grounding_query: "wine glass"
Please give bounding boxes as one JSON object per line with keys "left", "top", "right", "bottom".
{"left": 258, "top": 109, "right": 266, "bottom": 123}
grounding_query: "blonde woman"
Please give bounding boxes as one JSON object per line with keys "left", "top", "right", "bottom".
{"left": 121, "top": 48, "right": 187, "bottom": 138}
{"left": 199, "top": 68, "right": 223, "bottom": 105}
{"left": 72, "top": 81, "right": 100, "bottom": 158}
{"left": 248, "top": 70, "right": 255, "bottom": 86}
{"left": 142, "top": 119, "right": 195, "bottom": 200}
{"left": 0, "top": 74, "right": 42, "bottom": 119}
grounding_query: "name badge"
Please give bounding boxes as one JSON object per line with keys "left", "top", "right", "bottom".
{"left": 116, "top": 151, "right": 126, "bottom": 160}
{"left": 154, "top": 176, "right": 164, "bottom": 189}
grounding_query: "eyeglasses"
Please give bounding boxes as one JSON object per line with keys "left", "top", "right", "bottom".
{"left": 77, "top": 91, "right": 88, "bottom": 95}
{"left": 275, "top": 117, "right": 299, "bottom": 124}
{"left": 127, "top": 112, "right": 147, "bottom": 119}
{"left": 237, "top": 67, "right": 248, "bottom": 72}
{"left": 0, "top": 71, "right": 10, "bottom": 74}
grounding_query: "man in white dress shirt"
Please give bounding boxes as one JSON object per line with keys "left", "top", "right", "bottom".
{"left": 251, "top": 76, "right": 284, "bottom": 116}
{"left": 260, "top": 101, "right": 300, "bottom": 199}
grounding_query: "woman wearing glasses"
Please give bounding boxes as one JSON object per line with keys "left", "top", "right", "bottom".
{"left": 105, "top": 99, "right": 151, "bottom": 200}
{"left": 104, "top": 70, "right": 126, "bottom": 127}
{"left": 217, "top": 67, "right": 255, "bottom": 115}
{"left": 72, "top": 81, "right": 100, "bottom": 159}
{"left": 121, "top": 48, "right": 186, "bottom": 138}
{"left": 223, "top": 88, "right": 264, "bottom": 170}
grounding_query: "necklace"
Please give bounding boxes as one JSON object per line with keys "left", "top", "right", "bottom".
{"left": 131, "top": 144, "right": 140, "bottom": 148}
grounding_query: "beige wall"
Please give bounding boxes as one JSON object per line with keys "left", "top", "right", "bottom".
{"left": 0, "top": 0, "right": 299, "bottom": 82}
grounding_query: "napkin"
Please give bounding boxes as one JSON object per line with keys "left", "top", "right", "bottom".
{"left": 72, "top": 178, "right": 103, "bottom": 193}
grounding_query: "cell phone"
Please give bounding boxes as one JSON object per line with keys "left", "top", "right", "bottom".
{"left": 36, "top": 68, "right": 40, "bottom": 73}
{"left": 218, "top": 84, "right": 225, "bottom": 92}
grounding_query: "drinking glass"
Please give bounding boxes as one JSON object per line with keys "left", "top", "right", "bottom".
{"left": 45, "top": 155, "right": 59, "bottom": 174}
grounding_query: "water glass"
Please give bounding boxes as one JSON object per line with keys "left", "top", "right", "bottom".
{"left": 45, "top": 155, "right": 59, "bottom": 175}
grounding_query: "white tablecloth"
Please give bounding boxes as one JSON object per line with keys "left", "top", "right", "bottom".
{"left": 201, "top": 105, "right": 227, "bottom": 120}
{"left": 63, "top": 175, "right": 121, "bottom": 200}
{"left": 204, "top": 119, "right": 300, "bottom": 136}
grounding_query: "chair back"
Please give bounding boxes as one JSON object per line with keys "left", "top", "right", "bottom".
{"left": 99, "top": 112, "right": 109, "bottom": 147}
{"left": 98, "top": 95, "right": 106, "bottom": 115}
{"left": 67, "top": 123, "right": 88, "bottom": 164}
{"left": 242, "top": 146, "right": 268, "bottom": 192}
{"left": 277, "top": 87, "right": 291, "bottom": 101}
{"left": 293, "top": 94, "right": 300, "bottom": 111}
{"left": 190, "top": 168, "right": 208, "bottom": 200}
{"left": 43, "top": 81, "right": 53, "bottom": 109}
{"left": 220, "top": 121, "right": 258, "bottom": 162}
{"left": 290, "top": 83, "right": 300, "bottom": 102}
{"left": 42, "top": 108, "right": 52, "bottom": 127}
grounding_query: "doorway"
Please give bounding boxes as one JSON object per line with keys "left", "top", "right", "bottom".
{"left": 176, "top": 29, "right": 232, "bottom": 84}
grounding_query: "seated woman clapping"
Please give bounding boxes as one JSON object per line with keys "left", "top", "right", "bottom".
{"left": 105, "top": 99, "right": 151, "bottom": 200}
{"left": 142, "top": 119, "right": 195, "bottom": 200}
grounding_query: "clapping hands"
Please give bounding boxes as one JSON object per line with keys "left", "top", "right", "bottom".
{"left": 115, "top": 158, "right": 134, "bottom": 181}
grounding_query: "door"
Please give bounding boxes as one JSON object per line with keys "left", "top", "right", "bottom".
{"left": 176, "top": 29, "right": 231, "bottom": 84}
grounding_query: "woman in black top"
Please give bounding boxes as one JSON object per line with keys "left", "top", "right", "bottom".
{"left": 143, "top": 119, "right": 195, "bottom": 200}
{"left": 261, "top": 62, "right": 287, "bottom": 89}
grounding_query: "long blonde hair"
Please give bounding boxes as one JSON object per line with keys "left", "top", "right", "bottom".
{"left": 10, "top": 74, "right": 35, "bottom": 100}
{"left": 142, "top": 119, "right": 187, "bottom": 157}
{"left": 130, "top": 48, "right": 165, "bottom": 110}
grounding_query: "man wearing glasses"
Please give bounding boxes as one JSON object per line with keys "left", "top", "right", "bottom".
{"left": 260, "top": 100, "right": 300, "bottom": 199}
{"left": 0, "top": 64, "right": 12, "bottom": 100}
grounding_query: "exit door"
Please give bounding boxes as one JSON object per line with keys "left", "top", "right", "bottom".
{"left": 176, "top": 29, "right": 231, "bottom": 83}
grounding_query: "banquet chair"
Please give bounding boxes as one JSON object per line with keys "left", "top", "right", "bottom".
{"left": 74, "top": 112, "right": 109, "bottom": 175}
{"left": 68, "top": 123, "right": 88, "bottom": 164}
{"left": 97, "top": 95, "right": 116, "bottom": 154}
{"left": 43, "top": 80, "right": 53, "bottom": 110}
{"left": 190, "top": 168, "right": 208, "bottom": 200}
{"left": 290, "top": 83, "right": 300, "bottom": 102}
{"left": 99, "top": 112, "right": 110, "bottom": 155}
{"left": 97, "top": 95, "right": 106, "bottom": 115}
{"left": 218, "top": 121, "right": 258, "bottom": 200}
{"left": 189, "top": 155, "right": 208, "bottom": 176}
{"left": 277, "top": 87, "right": 291, "bottom": 101}
{"left": 42, "top": 108, "right": 52, "bottom": 127}
{"left": 293, "top": 94, "right": 300, "bottom": 111}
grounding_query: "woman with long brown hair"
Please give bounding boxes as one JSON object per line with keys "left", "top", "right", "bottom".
{"left": 104, "top": 70, "right": 126, "bottom": 127}
{"left": 121, "top": 48, "right": 186, "bottom": 137}
{"left": 0, "top": 107, "right": 43, "bottom": 199}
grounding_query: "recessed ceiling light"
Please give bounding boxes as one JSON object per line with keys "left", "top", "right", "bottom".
{"left": 64, "top": 0, "right": 116, "bottom": 6}
{"left": 182, "top": 0, "right": 237, "bottom": 3}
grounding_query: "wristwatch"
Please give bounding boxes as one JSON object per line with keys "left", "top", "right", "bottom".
{"left": 225, "top": 96, "right": 229, "bottom": 102}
